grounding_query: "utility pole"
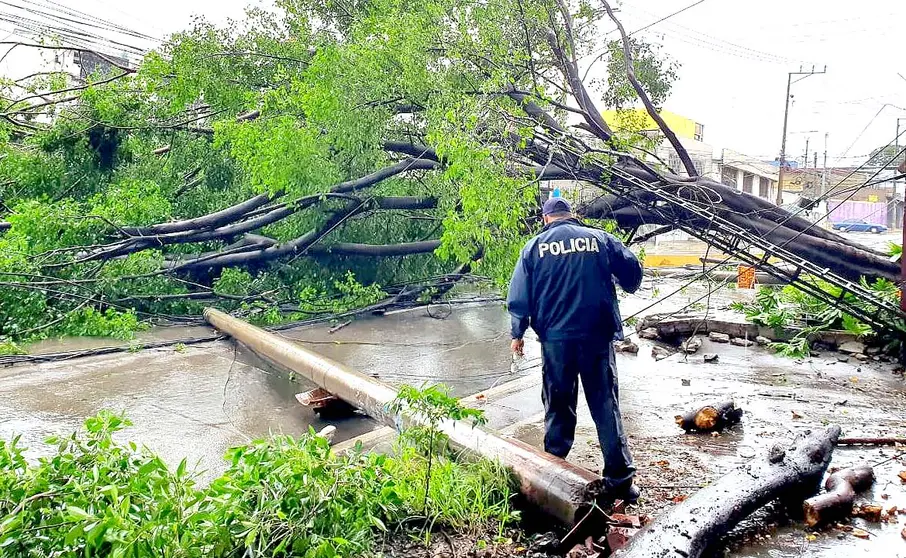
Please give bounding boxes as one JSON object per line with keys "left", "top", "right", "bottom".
{"left": 821, "top": 132, "right": 828, "bottom": 198}
{"left": 804, "top": 137, "right": 809, "bottom": 168}
{"left": 777, "top": 66, "right": 827, "bottom": 205}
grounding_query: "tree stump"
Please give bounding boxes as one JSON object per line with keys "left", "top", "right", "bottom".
{"left": 675, "top": 401, "right": 743, "bottom": 433}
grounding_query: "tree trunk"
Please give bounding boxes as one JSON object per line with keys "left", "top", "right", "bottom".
{"left": 613, "top": 426, "right": 841, "bottom": 558}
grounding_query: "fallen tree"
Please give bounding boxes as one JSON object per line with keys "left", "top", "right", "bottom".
{"left": 0, "top": 0, "right": 899, "bottom": 340}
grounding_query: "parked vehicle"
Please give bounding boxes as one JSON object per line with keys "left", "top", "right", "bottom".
{"left": 830, "top": 219, "right": 888, "bottom": 234}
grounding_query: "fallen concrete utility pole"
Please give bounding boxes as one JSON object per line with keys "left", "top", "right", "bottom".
{"left": 204, "top": 308, "right": 603, "bottom": 526}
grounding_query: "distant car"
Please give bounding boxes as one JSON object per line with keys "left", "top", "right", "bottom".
{"left": 831, "top": 219, "right": 888, "bottom": 234}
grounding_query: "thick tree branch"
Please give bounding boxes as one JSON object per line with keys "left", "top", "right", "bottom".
{"left": 308, "top": 240, "right": 441, "bottom": 257}
{"left": 600, "top": 0, "right": 698, "bottom": 177}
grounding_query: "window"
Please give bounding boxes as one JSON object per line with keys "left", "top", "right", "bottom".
{"left": 694, "top": 123, "right": 704, "bottom": 142}
{"left": 743, "top": 173, "right": 754, "bottom": 194}
{"left": 758, "top": 177, "right": 769, "bottom": 198}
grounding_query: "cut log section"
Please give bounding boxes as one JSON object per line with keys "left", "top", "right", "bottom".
{"left": 613, "top": 426, "right": 841, "bottom": 558}
{"left": 675, "top": 401, "right": 743, "bottom": 433}
{"left": 295, "top": 388, "right": 357, "bottom": 419}
{"left": 803, "top": 466, "right": 875, "bottom": 527}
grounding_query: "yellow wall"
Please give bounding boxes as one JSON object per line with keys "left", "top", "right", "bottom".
{"left": 601, "top": 109, "right": 699, "bottom": 140}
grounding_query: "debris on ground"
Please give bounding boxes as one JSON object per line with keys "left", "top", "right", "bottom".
{"left": 651, "top": 346, "right": 671, "bottom": 361}
{"left": 639, "top": 328, "right": 659, "bottom": 340}
{"left": 837, "top": 341, "right": 865, "bottom": 355}
{"left": 730, "top": 337, "right": 754, "bottom": 347}
{"left": 703, "top": 353, "right": 718, "bottom": 363}
{"left": 852, "top": 504, "right": 884, "bottom": 522}
{"left": 675, "top": 400, "right": 743, "bottom": 433}
{"left": 755, "top": 336, "right": 772, "bottom": 346}
{"left": 708, "top": 332, "right": 730, "bottom": 343}
{"left": 615, "top": 340, "right": 640, "bottom": 354}
{"left": 613, "top": 427, "right": 840, "bottom": 558}
{"left": 681, "top": 336, "right": 702, "bottom": 354}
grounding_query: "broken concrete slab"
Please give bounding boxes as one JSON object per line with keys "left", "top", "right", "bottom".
{"left": 709, "top": 332, "right": 731, "bottom": 343}
{"left": 730, "top": 337, "right": 754, "bottom": 347}
{"left": 838, "top": 341, "right": 865, "bottom": 355}
{"left": 855, "top": 353, "right": 870, "bottom": 362}
{"left": 615, "top": 340, "right": 640, "bottom": 354}
{"left": 638, "top": 328, "right": 659, "bottom": 340}
{"left": 755, "top": 336, "right": 772, "bottom": 346}
{"left": 651, "top": 346, "right": 671, "bottom": 361}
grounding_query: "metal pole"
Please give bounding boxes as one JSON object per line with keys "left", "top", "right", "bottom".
{"left": 822, "top": 133, "right": 828, "bottom": 199}
{"left": 203, "top": 308, "right": 604, "bottom": 526}
{"left": 898, "top": 119, "right": 906, "bottom": 316}
{"left": 777, "top": 73, "right": 793, "bottom": 206}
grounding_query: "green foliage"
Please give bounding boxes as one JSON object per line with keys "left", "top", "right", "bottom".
{"left": 769, "top": 336, "right": 810, "bottom": 359}
{"left": 0, "top": 0, "right": 681, "bottom": 339}
{"left": 390, "top": 384, "right": 490, "bottom": 521}
{"left": 600, "top": 38, "right": 679, "bottom": 110}
{"left": 0, "top": 339, "right": 25, "bottom": 355}
{"left": 732, "top": 279, "right": 903, "bottom": 358}
{"left": 59, "top": 307, "right": 145, "bottom": 340}
{"left": 0, "top": 410, "right": 516, "bottom": 556}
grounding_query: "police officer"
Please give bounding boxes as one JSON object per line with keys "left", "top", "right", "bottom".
{"left": 506, "top": 196, "right": 642, "bottom": 502}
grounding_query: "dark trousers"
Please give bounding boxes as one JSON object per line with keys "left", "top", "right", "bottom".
{"left": 541, "top": 340, "right": 635, "bottom": 490}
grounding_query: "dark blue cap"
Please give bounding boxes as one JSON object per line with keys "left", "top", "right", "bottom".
{"left": 542, "top": 197, "right": 572, "bottom": 216}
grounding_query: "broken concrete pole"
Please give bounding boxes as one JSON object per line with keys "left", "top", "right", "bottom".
{"left": 675, "top": 401, "right": 742, "bottom": 433}
{"left": 615, "top": 340, "right": 639, "bottom": 354}
{"left": 803, "top": 466, "right": 875, "bottom": 527}
{"left": 613, "top": 427, "right": 841, "bottom": 558}
{"left": 708, "top": 332, "right": 731, "bottom": 343}
{"left": 730, "top": 337, "right": 754, "bottom": 347}
{"left": 204, "top": 308, "right": 605, "bottom": 527}
{"left": 638, "top": 327, "right": 659, "bottom": 340}
{"left": 838, "top": 341, "right": 865, "bottom": 355}
{"left": 681, "top": 336, "right": 703, "bottom": 354}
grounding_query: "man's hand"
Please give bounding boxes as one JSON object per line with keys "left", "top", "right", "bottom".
{"left": 511, "top": 338, "right": 525, "bottom": 356}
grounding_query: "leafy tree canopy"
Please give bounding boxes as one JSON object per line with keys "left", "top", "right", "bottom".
{"left": 0, "top": 0, "right": 676, "bottom": 342}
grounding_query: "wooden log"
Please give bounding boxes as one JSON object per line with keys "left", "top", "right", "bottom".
{"left": 675, "top": 401, "right": 742, "bottom": 433}
{"left": 614, "top": 426, "right": 841, "bottom": 558}
{"left": 803, "top": 466, "right": 875, "bottom": 527}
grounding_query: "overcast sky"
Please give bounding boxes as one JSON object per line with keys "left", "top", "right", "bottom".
{"left": 1, "top": 0, "right": 903, "bottom": 168}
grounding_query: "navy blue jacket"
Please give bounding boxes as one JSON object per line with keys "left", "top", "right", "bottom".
{"left": 506, "top": 218, "right": 643, "bottom": 342}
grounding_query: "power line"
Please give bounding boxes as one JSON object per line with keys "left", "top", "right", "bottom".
{"left": 627, "top": 0, "right": 706, "bottom": 37}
